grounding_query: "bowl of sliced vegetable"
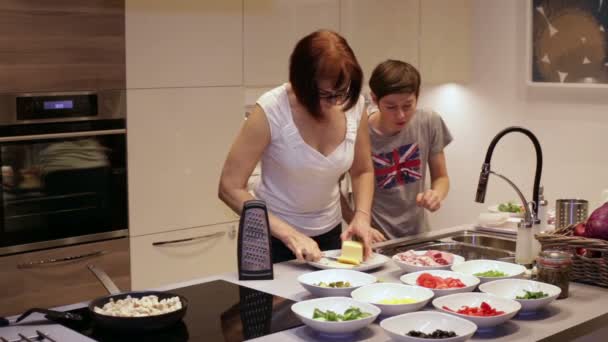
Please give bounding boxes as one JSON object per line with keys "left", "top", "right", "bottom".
{"left": 400, "top": 270, "right": 480, "bottom": 297}
{"left": 298, "top": 269, "right": 377, "bottom": 297}
{"left": 478, "top": 279, "right": 561, "bottom": 312}
{"left": 350, "top": 283, "right": 434, "bottom": 316}
{"left": 291, "top": 297, "right": 380, "bottom": 335}
{"left": 489, "top": 201, "right": 524, "bottom": 218}
{"left": 380, "top": 311, "right": 477, "bottom": 342}
{"left": 432, "top": 293, "right": 521, "bottom": 328}
{"left": 451, "top": 259, "right": 526, "bottom": 283}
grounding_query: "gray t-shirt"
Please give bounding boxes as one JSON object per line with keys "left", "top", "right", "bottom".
{"left": 369, "top": 108, "right": 453, "bottom": 238}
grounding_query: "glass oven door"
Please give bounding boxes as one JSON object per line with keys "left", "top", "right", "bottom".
{"left": 0, "top": 119, "right": 127, "bottom": 255}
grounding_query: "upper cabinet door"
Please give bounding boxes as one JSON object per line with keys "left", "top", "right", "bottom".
{"left": 126, "top": 0, "right": 242, "bottom": 88}
{"left": 127, "top": 87, "right": 242, "bottom": 236}
{"left": 340, "top": 0, "right": 420, "bottom": 81}
{"left": 244, "top": 0, "right": 340, "bottom": 87}
{"left": 420, "top": 0, "right": 471, "bottom": 84}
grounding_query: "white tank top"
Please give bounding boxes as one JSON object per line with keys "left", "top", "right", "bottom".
{"left": 254, "top": 84, "right": 364, "bottom": 236}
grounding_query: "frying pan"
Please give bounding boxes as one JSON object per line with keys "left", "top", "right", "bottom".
{"left": 15, "top": 265, "right": 188, "bottom": 333}
{"left": 86, "top": 264, "right": 188, "bottom": 332}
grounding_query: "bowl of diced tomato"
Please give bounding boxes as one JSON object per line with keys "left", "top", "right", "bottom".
{"left": 400, "top": 270, "right": 480, "bottom": 297}
{"left": 432, "top": 293, "right": 521, "bottom": 328}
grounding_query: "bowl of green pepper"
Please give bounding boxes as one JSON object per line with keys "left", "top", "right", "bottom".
{"left": 451, "top": 260, "right": 526, "bottom": 283}
{"left": 291, "top": 297, "right": 381, "bottom": 335}
{"left": 478, "top": 279, "right": 561, "bottom": 311}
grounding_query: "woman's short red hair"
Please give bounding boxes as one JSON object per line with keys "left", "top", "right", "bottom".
{"left": 289, "top": 30, "right": 363, "bottom": 119}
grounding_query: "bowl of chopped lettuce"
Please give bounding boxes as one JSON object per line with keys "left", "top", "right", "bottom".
{"left": 291, "top": 297, "right": 380, "bottom": 335}
{"left": 479, "top": 279, "right": 561, "bottom": 311}
{"left": 451, "top": 260, "right": 526, "bottom": 283}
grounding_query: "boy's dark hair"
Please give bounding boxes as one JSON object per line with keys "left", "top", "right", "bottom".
{"left": 369, "top": 60, "right": 421, "bottom": 101}
{"left": 289, "top": 30, "right": 363, "bottom": 119}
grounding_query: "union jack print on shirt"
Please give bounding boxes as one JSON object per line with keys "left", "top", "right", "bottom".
{"left": 372, "top": 143, "right": 422, "bottom": 189}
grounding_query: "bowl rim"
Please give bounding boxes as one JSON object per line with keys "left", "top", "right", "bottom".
{"left": 432, "top": 292, "right": 522, "bottom": 318}
{"left": 380, "top": 310, "right": 478, "bottom": 337}
{"left": 450, "top": 259, "right": 527, "bottom": 277}
{"left": 291, "top": 296, "right": 382, "bottom": 321}
{"left": 400, "top": 270, "right": 481, "bottom": 288}
{"left": 297, "top": 269, "right": 378, "bottom": 289}
{"left": 478, "top": 279, "right": 562, "bottom": 301}
{"left": 350, "top": 283, "right": 435, "bottom": 305}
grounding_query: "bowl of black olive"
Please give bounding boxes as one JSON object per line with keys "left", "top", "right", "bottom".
{"left": 380, "top": 311, "right": 477, "bottom": 341}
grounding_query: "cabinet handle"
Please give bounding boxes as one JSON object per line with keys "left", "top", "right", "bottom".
{"left": 17, "top": 250, "right": 106, "bottom": 269}
{"left": 152, "top": 231, "right": 225, "bottom": 247}
{"left": 0, "top": 129, "right": 126, "bottom": 143}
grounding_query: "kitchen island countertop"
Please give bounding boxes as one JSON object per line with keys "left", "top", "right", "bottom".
{"left": 2, "top": 224, "right": 608, "bottom": 341}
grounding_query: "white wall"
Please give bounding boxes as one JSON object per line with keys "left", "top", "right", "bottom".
{"left": 422, "top": 0, "right": 608, "bottom": 230}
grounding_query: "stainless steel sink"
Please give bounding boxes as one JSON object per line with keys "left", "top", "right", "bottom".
{"left": 375, "top": 229, "right": 516, "bottom": 261}
{"left": 377, "top": 241, "right": 513, "bottom": 261}
{"left": 447, "top": 235, "right": 516, "bottom": 252}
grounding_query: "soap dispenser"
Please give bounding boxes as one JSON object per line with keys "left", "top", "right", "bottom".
{"left": 531, "top": 185, "right": 547, "bottom": 259}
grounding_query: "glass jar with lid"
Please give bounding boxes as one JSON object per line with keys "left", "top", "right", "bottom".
{"left": 536, "top": 250, "right": 572, "bottom": 299}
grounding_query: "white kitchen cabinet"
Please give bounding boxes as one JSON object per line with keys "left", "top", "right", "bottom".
{"left": 340, "top": 0, "right": 420, "bottom": 80}
{"left": 130, "top": 222, "right": 238, "bottom": 289}
{"left": 420, "top": 0, "right": 471, "bottom": 84}
{"left": 244, "top": 0, "right": 340, "bottom": 86}
{"left": 127, "top": 87, "right": 242, "bottom": 237}
{"left": 126, "top": 0, "right": 242, "bottom": 88}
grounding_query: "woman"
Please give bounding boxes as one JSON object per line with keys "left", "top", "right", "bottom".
{"left": 342, "top": 60, "right": 452, "bottom": 238}
{"left": 219, "top": 30, "right": 382, "bottom": 263}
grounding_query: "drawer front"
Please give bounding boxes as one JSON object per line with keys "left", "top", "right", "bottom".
{"left": 0, "top": 238, "right": 130, "bottom": 317}
{"left": 130, "top": 222, "right": 238, "bottom": 289}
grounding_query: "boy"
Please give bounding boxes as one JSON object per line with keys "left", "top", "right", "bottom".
{"left": 342, "top": 60, "right": 452, "bottom": 238}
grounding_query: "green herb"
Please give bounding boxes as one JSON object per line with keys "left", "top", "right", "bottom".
{"left": 516, "top": 290, "right": 549, "bottom": 299}
{"left": 474, "top": 270, "right": 508, "bottom": 277}
{"left": 312, "top": 306, "right": 372, "bottom": 321}
{"left": 498, "top": 202, "right": 522, "bottom": 213}
{"left": 315, "top": 281, "right": 351, "bottom": 288}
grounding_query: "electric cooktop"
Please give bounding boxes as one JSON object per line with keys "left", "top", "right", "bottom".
{"left": 60, "top": 280, "right": 303, "bottom": 342}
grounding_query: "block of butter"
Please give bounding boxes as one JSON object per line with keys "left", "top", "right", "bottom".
{"left": 337, "top": 241, "right": 363, "bottom": 265}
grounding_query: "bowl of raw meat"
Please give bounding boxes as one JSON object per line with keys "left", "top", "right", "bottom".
{"left": 392, "top": 250, "right": 465, "bottom": 273}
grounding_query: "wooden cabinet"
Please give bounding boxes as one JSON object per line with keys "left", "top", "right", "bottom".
{"left": 340, "top": 0, "right": 420, "bottom": 80}
{"left": 127, "top": 87, "right": 242, "bottom": 237}
{"left": 420, "top": 0, "right": 471, "bottom": 83}
{"left": 0, "top": 238, "right": 130, "bottom": 317}
{"left": 244, "top": 0, "right": 340, "bottom": 86}
{"left": 126, "top": 0, "right": 242, "bottom": 88}
{"left": 130, "top": 222, "right": 237, "bottom": 289}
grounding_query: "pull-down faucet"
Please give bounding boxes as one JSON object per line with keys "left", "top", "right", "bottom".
{"left": 475, "top": 127, "right": 543, "bottom": 229}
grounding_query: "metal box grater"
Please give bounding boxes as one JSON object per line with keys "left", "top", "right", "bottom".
{"left": 238, "top": 199, "right": 273, "bottom": 280}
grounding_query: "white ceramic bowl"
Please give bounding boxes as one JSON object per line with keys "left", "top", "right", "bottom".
{"left": 478, "top": 279, "right": 561, "bottom": 312}
{"left": 291, "top": 297, "right": 380, "bottom": 335}
{"left": 400, "top": 270, "right": 480, "bottom": 297}
{"left": 451, "top": 259, "right": 526, "bottom": 283}
{"left": 298, "top": 269, "right": 378, "bottom": 297}
{"left": 380, "top": 311, "right": 477, "bottom": 342}
{"left": 350, "top": 283, "right": 434, "bottom": 316}
{"left": 393, "top": 250, "right": 465, "bottom": 273}
{"left": 432, "top": 293, "right": 521, "bottom": 328}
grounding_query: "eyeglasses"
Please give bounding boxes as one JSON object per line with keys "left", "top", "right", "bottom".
{"left": 318, "top": 86, "right": 350, "bottom": 104}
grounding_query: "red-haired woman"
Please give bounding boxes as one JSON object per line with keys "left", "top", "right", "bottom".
{"left": 219, "top": 30, "right": 385, "bottom": 263}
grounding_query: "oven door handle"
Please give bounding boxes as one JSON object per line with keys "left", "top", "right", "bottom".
{"left": 17, "top": 250, "right": 106, "bottom": 269}
{"left": 0, "top": 129, "right": 126, "bottom": 143}
{"left": 152, "top": 231, "right": 226, "bottom": 247}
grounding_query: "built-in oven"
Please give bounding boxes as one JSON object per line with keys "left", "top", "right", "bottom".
{"left": 0, "top": 90, "right": 128, "bottom": 256}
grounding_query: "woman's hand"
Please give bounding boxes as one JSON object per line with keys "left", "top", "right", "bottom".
{"left": 281, "top": 230, "right": 322, "bottom": 262}
{"left": 341, "top": 212, "right": 379, "bottom": 260}
{"left": 416, "top": 189, "right": 442, "bottom": 212}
